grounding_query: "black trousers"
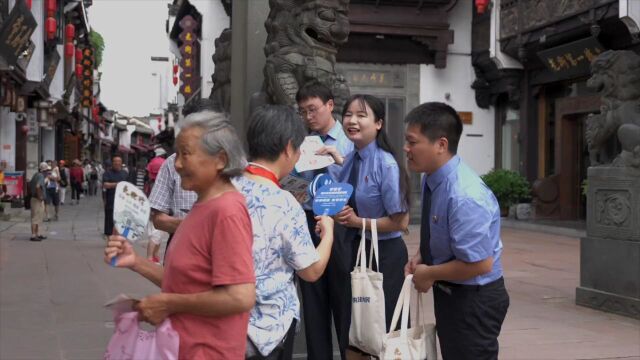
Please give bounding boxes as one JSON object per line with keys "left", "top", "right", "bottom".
{"left": 71, "top": 182, "right": 82, "bottom": 201}
{"left": 104, "top": 207, "right": 114, "bottom": 236}
{"left": 299, "top": 210, "right": 356, "bottom": 360}
{"left": 434, "top": 277, "right": 510, "bottom": 360}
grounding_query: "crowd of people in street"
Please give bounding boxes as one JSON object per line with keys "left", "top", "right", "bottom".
{"left": 100, "top": 83, "right": 509, "bottom": 359}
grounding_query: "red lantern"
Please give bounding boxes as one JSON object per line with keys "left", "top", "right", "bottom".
{"left": 92, "top": 106, "right": 99, "bottom": 119}
{"left": 65, "top": 24, "right": 75, "bottom": 40}
{"left": 75, "top": 64, "right": 83, "bottom": 77}
{"left": 46, "top": 0, "right": 56, "bottom": 15}
{"left": 64, "top": 43, "right": 74, "bottom": 58}
{"left": 475, "top": 0, "right": 489, "bottom": 14}
{"left": 24, "top": 0, "right": 32, "bottom": 10}
{"left": 75, "top": 49, "right": 82, "bottom": 63}
{"left": 45, "top": 17, "right": 56, "bottom": 40}
{"left": 172, "top": 64, "right": 179, "bottom": 74}
{"left": 172, "top": 76, "right": 178, "bottom": 86}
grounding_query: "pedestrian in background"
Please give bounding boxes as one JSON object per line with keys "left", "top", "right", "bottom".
{"left": 45, "top": 160, "right": 60, "bottom": 221}
{"left": 69, "top": 159, "right": 84, "bottom": 205}
{"left": 102, "top": 156, "right": 128, "bottom": 236}
{"left": 88, "top": 162, "right": 99, "bottom": 196}
{"left": 58, "top": 160, "right": 69, "bottom": 205}
{"left": 29, "top": 162, "right": 49, "bottom": 241}
{"left": 404, "top": 102, "right": 509, "bottom": 360}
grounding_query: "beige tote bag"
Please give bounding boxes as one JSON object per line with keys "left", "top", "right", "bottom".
{"left": 381, "top": 275, "right": 437, "bottom": 359}
{"left": 349, "top": 218, "right": 386, "bottom": 355}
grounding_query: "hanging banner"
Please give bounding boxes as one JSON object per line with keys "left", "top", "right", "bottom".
{"left": 0, "top": 0, "right": 37, "bottom": 67}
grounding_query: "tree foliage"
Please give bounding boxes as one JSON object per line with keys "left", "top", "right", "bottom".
{"left": 89, "top": 30, "right": 105, "bottom": 68}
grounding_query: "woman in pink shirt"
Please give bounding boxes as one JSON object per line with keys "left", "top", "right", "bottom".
{"left": 104, "top": 111, "right": 255, "bottom": 359}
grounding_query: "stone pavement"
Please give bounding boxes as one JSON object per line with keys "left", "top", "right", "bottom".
{"left": 1, "top": 195, "right": 639, "bottom": 359}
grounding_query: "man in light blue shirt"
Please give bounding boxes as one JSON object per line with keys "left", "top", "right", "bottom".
{"left": 295, "top": 82, "right": 353, "bottom": 359}
{"left": 403, "top": 102, "right": 509, "bottom": 360}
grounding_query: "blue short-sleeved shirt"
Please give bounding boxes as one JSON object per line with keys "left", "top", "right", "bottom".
{"left": 232, "top": 176, "right": 319, "bottom": 356}
{"left": 300, "top": 120, "right": 353, "bottom": 210}
{"left": 424, "top": 156, "right": 503, "bottom": 285}
{"left": 329, "top": 141, "right": 407, "bottom": 240}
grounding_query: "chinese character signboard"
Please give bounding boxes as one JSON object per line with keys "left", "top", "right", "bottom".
{"left": 80, "top": 47, "right": 94, "bottom": 108}
{"left": 178, "top": 15, "right": 201, "bottom": 101}
{"left": 0, "top": 0, "right": 37, "bottom": 67}
{"left": 537, "top": 37, "right": 605, "bottom": 81}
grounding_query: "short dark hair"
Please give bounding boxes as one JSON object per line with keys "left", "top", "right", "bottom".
{"left": 404, "top": 102, "right": 463, "bottom": 154}
{"left": 182, "top": 98, "right": 222, "bottom": 116}
{"left": 295, "top": 81, "right": 334, "bottom": 104}
{"left": 247, "top": 105, "right": 306, "bottom": 162}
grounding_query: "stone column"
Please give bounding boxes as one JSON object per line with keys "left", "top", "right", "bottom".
{"left": 229, "top": 0, "right": 269, "bottom": 141}
{"left": 576, "top": 166, "right": 640, "bottom": 319}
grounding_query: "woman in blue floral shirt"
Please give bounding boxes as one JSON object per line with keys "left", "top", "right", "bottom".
{"left": 233, "top": 105, "right": 335, "bottom": 359}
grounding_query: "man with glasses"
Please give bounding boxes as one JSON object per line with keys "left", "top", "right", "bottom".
{"left": 295, "top": 82, "right": 354, "bottom": 359}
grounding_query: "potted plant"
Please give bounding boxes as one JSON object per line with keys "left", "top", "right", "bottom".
{"left": 481, "top": 169, "right": 531, "bottom": 217}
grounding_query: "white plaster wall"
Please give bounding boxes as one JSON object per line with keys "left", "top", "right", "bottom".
{"left": 50, "top": 45, "right": 65, "bottom": 101}
{"left": 191, "top": 0, "right": 230, "bottom": 98}
{"left": 419, "top": 1, "right": 495, "bottom": 176}
{"left": 0, "top": 108, "right": 16, "bottom": 171}
{"left": 41, "top": 128, "right": 55, "bottom": 161}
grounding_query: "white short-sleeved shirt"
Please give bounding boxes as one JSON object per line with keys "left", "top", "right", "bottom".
{"left": 232, "top": 175, "right": 319, "bottom": 356}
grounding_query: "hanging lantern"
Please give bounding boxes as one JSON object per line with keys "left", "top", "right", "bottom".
{"left": 172, "top": 76, "right": 178, "bottom": 86}
{"left": 172, "top": 64, "right": 179, "bottom": 74}
{"left": 25, "top": 0, "right": 32, "bottom": 10}
{"left": 75, "top": 49, "right": 83, "bottom": 63}
{"left": 475, "top": 0, "right": 489, "bottom": 14}
{"left": 75, "top": 64, "right": 83, "bottom": 77}
{"left": 65, "top": 24, "right": 75, "bottom": 40}
{"left": 46, "top": 17, "right": 56, "bottom": 40}
{"left": 92, "top": 106, "right": 99, "bottom": 119}
{"left": 64, "top": 43, "right": 74, "bottom": 58}
{"left": 46, "top": 0, "right": 56, "bottom": 15}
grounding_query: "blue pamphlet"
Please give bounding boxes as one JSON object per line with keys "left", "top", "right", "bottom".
{"left": 308, "top": 173, "right": 334, "bottom": 198}
{"left": 312, "top": 183, "right": 353, "bottom": 216}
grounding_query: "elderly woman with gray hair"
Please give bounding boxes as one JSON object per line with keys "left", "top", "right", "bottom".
{"left": 104, "top": 111, "right": 256, "bottom": 359}
{"left": 234, "top": 105, "right": 335, "bottom": 359}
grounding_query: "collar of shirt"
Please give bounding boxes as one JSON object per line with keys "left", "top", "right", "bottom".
{"left": 426, "top": 155, "right": 460, "bottom": 192}
{"left": 355, "top": 140, "right": 377, "bottom": 160}
{"left": 311, "top": 120, "right": 340, "bottom": 142}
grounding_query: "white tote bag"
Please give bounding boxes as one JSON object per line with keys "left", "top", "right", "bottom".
{"left": 381, "top": 275, "right": 438, "bottom": 360}
{"left": 349, "top": 218, "right": 386, "bottom": 355}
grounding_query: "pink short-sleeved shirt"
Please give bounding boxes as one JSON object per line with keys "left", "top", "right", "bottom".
{"left": 162, "top": 191, "right": 254, "bottom": 359}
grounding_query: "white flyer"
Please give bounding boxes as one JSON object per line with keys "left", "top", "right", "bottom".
{"left": 294, "top": 135, "right": 335, "bottom": 173}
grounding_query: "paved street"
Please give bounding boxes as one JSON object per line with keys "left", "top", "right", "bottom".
{"left": 1, "top": 196, "right": 639, "bottom": 360}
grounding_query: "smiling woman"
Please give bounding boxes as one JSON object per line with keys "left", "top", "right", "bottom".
{"left": 104, "top": 111, "right": 255, "bottom": 358}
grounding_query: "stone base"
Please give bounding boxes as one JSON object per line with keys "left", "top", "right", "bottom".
{"left": 576, "top": 286, "right": 640, "bottom": 319}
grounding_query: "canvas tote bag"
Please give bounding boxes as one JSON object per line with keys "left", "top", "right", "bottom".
{"left": 349, "top": 218, "right": 386, "bottom": 355}
{"left": 381, "top": 275, "right": 437, "bottom": 359}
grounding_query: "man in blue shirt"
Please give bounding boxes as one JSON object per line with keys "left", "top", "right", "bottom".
{"left": 295, "top": 82, "right": 354, "bottom": 359}
{"left": 403, "top": 102, "right": 509, "bottom": 360}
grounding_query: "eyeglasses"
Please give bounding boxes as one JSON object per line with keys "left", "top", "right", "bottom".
{"left": 298, "top": 103, "right": 326, "bottom": 118}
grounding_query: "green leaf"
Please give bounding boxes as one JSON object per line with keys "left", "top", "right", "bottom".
{"left": 89, "top": 30, "right": 105, "bottom": 69}
{"left": 481, "top": 169, "right": 531, "bottom": 209}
